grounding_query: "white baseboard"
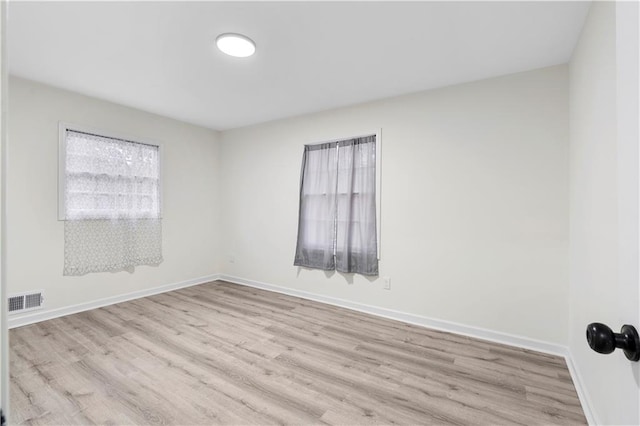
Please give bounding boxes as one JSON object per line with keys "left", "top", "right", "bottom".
{"left": 7, "top": 273, "right": 221, "bottom": 329}
{"left": 219, "top": 274, "right": 566, "bottom": 356}
{"left": 564, "top": 349, "right": 599, "bottom": 425}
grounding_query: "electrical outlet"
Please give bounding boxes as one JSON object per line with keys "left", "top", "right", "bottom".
{"left": 383, "top": 276, "right": 391, "bottom": 290}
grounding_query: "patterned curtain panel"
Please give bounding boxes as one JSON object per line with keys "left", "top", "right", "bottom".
{"left": 63, "top": 130, "right": 163, "bottom": 276}
{"left": 64, "top": 219, "right": 162, "bottom": 275}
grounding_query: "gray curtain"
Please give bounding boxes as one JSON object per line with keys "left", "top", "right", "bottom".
{"left": 294, "top": 142, "right": 338, "bottom": 270}
{"left": 336, "top": 136, "right": 378, "bottom": 275}
{"left": 294, "top": 136, "right": 378, "bottom": 276}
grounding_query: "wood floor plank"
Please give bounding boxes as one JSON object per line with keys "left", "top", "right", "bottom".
{"left": 10, "top": 280, "right": 586, "bottom": 425}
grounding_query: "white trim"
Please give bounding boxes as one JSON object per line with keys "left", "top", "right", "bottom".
{"left": 57, "top": 121, "right": 164, "bottom": 221}
{"left": 219, "top": 274, "right": 566, "bottom": 356}
{"left": 7, "top": 273, "right": 220, "bottom": 329}
{"left": 564, "top": 349, "right": 598, "bottom": 425}
{"left": 0, "top": 0, "right": 9, "bottom": 416}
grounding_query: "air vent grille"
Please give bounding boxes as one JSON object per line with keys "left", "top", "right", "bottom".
{"left": 8, "top": 296, "right": 24, "bottom": 312}
{"left": 8, "top": 291, "right": 44, "bottom": 314}
{"left": 25, "top": 293, "right": 42, "bottom": 309}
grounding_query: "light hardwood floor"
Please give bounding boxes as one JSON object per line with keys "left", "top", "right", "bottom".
{"left": 10, "top": 281, "right": 586, "bottom": 425}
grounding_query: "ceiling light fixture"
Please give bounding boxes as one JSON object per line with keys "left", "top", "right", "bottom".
{"left": 216, "top": 33, "right": 256, "bottom": 58}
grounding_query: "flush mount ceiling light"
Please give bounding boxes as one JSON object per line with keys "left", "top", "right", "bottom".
{"left": 216, "top": 33, "right": 256, "bottom": 58}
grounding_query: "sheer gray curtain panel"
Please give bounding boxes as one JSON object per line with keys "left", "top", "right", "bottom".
{"left": 294, "top": 135, "right": 378, "bottom": 276}
{"left": 294, "top": 142, "right": 338, "bottom": 270}
{"left": 336, "top": 136, "right": 378, "bottom": 275}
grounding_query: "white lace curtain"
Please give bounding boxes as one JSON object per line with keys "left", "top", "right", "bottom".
{"left": 63, "top": 130, "right": 163, "bottom": 276}
{"left": 294, "top": 135, "right": 378, "bottom": 275}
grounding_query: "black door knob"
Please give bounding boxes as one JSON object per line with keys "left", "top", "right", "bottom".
{"left": 586, "top": 323, "right": 640, "bottom": 362}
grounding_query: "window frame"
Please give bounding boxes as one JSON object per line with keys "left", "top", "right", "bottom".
{"left": 302, "top": 128, "right": 382, "bottom": 259}
{"left": 58, "top": 122, "right": 163, "bottom": 221}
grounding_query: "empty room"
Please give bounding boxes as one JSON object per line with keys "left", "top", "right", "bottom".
{"left": 0, "top": 1, "right": 638, "bottom": 425}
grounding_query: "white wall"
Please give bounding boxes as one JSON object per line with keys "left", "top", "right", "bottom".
{"left": 1, "top": 0, "right": 8, "bottom": 414}
{"left": 220, "top": 65, "right": 570, "bottom": 345}
{"left": 569, "top": 2, "right": 640, "bottom": 424}
{"left": 7, "top": 76, "right": 221, "bottom": 321}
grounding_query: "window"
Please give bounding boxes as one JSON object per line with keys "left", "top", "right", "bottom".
{"left": 59, "top": 123, "right": 163, "bottom": 275}
{"left": 294, "top": 134, "right": 379, "bottom": 276}
{"left": 60, "top": 127, "right": 161, "bottom": 220}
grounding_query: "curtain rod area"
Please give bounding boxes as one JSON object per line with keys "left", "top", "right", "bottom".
{"left": 304, "top": 133, "right": 377, "bottom": 147}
